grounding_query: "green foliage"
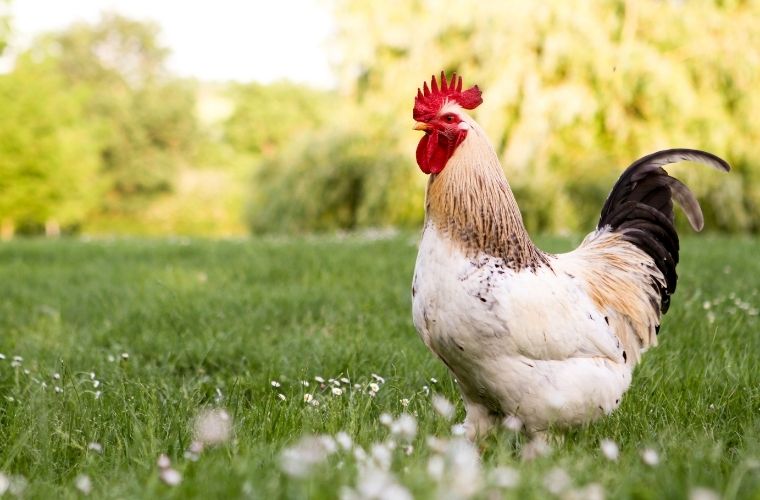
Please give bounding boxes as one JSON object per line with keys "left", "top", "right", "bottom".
{"left": 30, "top": 13, "right": 199, "bottom": 215}
{"left": 331, "top": 0, "right": 760, "bottom": 233}
{"left": 0, "top": 56, "right": 100, "bottom": 233}
{"left": 0, "top": 236, "right": 758, "bottom": 497}
{"left": 225, "top": 81, "right": 332, "bottom": 157}
{"left": 247, "top": 129, "right": 423, "bottom": 233}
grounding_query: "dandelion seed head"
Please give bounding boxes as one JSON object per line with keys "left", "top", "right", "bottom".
{"left": 432, "top": 394, "right": 455, "bottom": 420}
{"left": 193, "top": 408, "right": 232, "bottom": 446}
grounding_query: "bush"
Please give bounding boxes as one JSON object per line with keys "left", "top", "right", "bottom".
{"left": 246, "top": 130, "right": 424, "bottom": 233}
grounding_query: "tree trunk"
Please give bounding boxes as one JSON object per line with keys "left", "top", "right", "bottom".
{"left": 1, "top": 219, "right": 14, "bottom": 241}
{"left": 45, "top": 220, "right": 61, "bottom": 238}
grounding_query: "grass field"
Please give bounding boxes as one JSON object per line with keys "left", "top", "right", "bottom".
{"left": 0, "top": 233, "right": 759, "bottom": 499}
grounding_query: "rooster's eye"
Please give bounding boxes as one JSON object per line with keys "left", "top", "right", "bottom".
{"left": 444, "top": 115, "right": 455, "bottom": 123}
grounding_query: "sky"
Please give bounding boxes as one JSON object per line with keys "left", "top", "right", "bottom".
{"left": 3, "top": 0, "right": 336, "bottom": 87}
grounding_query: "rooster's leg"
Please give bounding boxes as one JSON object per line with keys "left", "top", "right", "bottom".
{"left": 463, "top": 398, "right": 500, "bottom": 441}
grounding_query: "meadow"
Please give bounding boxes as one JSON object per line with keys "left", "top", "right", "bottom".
{"left": 0, "top": 233, "right": 758, "bottom": 499}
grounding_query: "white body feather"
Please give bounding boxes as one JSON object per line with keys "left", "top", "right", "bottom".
{"left": 412, "top": 224, "right": 659, "bottom": 434}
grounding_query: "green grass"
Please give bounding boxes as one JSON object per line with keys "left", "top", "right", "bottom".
{"left": 0, "top": 233, "right": 759, "bottom": 499}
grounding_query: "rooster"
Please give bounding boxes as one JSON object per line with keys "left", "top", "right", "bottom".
{"left": 411, "top": 72, "right": 730, "bottom": 437}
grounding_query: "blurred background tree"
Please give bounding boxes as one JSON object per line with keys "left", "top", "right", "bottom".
{"left": 0, "top": 1, "right": 759, "bottom": 237}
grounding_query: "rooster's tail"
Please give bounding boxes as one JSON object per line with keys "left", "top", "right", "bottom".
{"left": 597, "top": 149, "right": 730, "bottom": 313}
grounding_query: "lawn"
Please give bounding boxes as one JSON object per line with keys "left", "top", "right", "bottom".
{"left": 0, "top": 233, "right": 758, "bottom": 499}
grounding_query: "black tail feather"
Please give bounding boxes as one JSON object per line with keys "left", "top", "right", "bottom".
{"left": 598, "top": 148, "right": 730, "bottom": 314}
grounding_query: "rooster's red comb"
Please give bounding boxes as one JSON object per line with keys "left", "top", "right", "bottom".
{"left": 413, "top": 71, "right": 483, "bottom": 122}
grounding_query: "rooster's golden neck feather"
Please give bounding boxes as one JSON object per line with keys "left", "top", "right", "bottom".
{"left": 424, "top": 119, "right": 548, "bottom": 270}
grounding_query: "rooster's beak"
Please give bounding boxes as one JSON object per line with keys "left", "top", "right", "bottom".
{"left": 414, "top": 122, "right": 432, "bottom": 132}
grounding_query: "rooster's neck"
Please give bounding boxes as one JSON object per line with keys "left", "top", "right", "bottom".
{"left": 425, "top": 124, "right": 547, "bottom": 270}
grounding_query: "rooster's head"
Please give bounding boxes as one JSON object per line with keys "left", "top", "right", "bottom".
{"left": 413, "top": 72, "right": 483, "bottom": 174}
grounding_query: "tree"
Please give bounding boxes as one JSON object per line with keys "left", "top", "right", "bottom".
{"left": 331, "top": 0, "right": 760, "bottom": 232}
{"left": 0, "top": 56, "right": 100, "bottom": 236}
{"left": 29, "top": 13, "right": 198, "bottom": 215}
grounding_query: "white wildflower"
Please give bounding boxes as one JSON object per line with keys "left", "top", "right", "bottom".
{"left": 430, "top": 377, "right": 438, "bottom": 383}
{"left": 702, "top": 301, "right": 711, "bottom": 310}
{"left": 564, "top": 483, "right": 605, "bottom": 500}
{"left": 379, "top": 413, "right": 393, "bottom": 426}
{"left": 107, "top": 355, "right": 115, "bottom": 362}
{"left": 278, "top": 393, "right": 287, "bottom": 401}
{"left": 0, "top": 353, "right": 5, "bottom": 360}
{"left": 641, "top": 448, "right": 659, "bottom": 466}
{"left": 87, "top": 442, "right": 103, "bottom": 453}
{"left": 451, "top": 423, "right": 466, "bottom": 436}
{"left": 521, "top": 437, "right": 552, "bottom": 461}
{"left": 369, "top": 382, "right": 380, "bottom": 393}
{"left": 304, "top": 393, "right": 314, "bottom": 404}
{"left": 371, "top": 374, "right": 385, "bottom": 384}
{"left": 271, "top": 380, "right": 281, "bottom": 388}
{"left": 92, "top": 380, "right": 100, "bottom": 388}
{"left": 159, "top": 468, "right": 182, "bottom": 486}
{"left": 7, "top": 475, "right": 26, "bottom": 496}
{"left": 503, "top": 415, "right": 523, "bottom": 432}
{"left": 89, "top": 372, "right": 96, "bottom": 380}
{"left": 340, "top": 377, "right": 350, "bottom": 384}
{"left": 432, "top": 394, "right": 455, "bottom": 420}
{"left": 280, "top": 435, "right": 337, "bottom": 477}
{"left": 309, "top": 399, "right": 320, "bottom": 407}
{"left": 543, "top": 467, "right": 571, "bottom": 495}
{"left": 427, "top": 454, "right": 445, "bottom": 480}
{"left": 422, "top": 385, "right": 430, "bottom": 395}
{"left": 315, "top": 376, "right": 325, "bottom": 383}
{"left": 193, "top": 408, "right": 232, "bottom": 446}
{"left": 443, "top": 438, "right": 482, "bottom": 498}
{"left": 0, "top": 473, "right": 9, "bottom": 495}
{"left": 75, "top": 474, "right": 92, "bottom": 495}
{"left": 400, "top": 398, "right": 409, "bottom": 407}
{"left": 600, "top": 439, "right": 619, "bottom": 461}
{"left": 54, "top": 386, "right": 63, "bottom": 394}
{"left": 689, "top": 487, "right": 721, "bottom": 500}
{"left": 489, "top": 466, "right": 520, "bottom": 489}
{"left": 301, "top": 380, "right": 310, "bottom": 387}
{"left": 390, "top": 414, "right": 417, "bottom": 441}
{"left": 157, "top": 454, "right": 171, "bottom": 469}
{"left": 52, "top": 373, "right": 61, "bottom": 380}
{"left": 120, "top": 352, "right": 129, "bottom": 361}
{"left": 332, "top": 387, "right": 343, "bottom": 396}
{"left": 336, "top": 431, "right": 353, "bottom": 451}
{"left": 370, "top": 443, "right": 393, "bottom": 470}
{"left": 94, "top": 391, "right": 102, "bottom": 399}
